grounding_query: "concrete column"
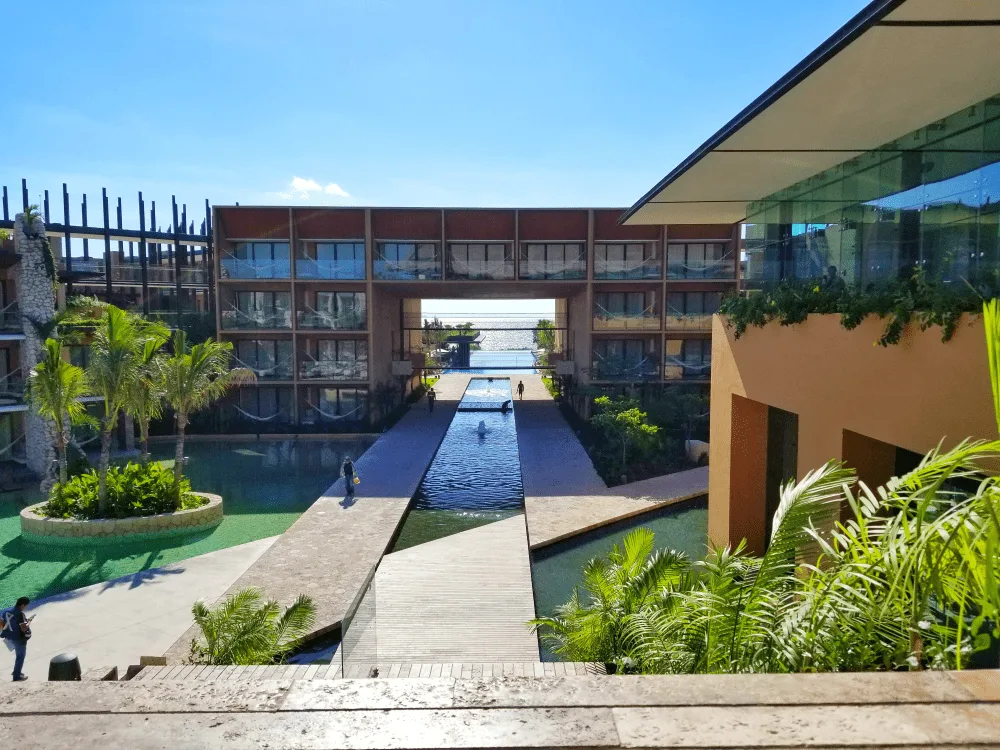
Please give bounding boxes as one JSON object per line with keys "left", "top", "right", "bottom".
{"left": 727, "top": 394, "right": 769, "bottom": 555}
{"left": 12, "top": 212, "right": 57, "bottom": 488}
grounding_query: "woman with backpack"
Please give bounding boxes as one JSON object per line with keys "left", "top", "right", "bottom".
{"left": 1, "top": 597, "right": 31, "bottom": 682}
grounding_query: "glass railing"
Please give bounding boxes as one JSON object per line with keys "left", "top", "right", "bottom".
{"left": 373, "top": 259, "right": 442, "bottom": 280}
{"left": 220, "top": 257, "right": 291, "bottom": 280}
{"left": 447, "top": 260, "right": 515, "bottom": 280}
{"left": 0, "top": 375, "right": 25, "bottom": 403}
{"left": 667, "top": 258, "right": 737, "bottom": 280}
{"left": 590, "top": 359, "right": 661, "bottom": 381}
{"left": 61, "top": 258, "right": 105, "bottom": 275}
{"left": 664, "top": 358, "right": 712, "bottom": 380}
{"left": 592, "top": 313, "right": 660, "bottom": 331}
{"left": 299, "top": 360, "right": 368, "bottom": 380}
{"left": 594, "top": 259, "right": 662, "bottom": 280}
{"left": 0, "top": 304, "right": 22, "bottom": 333}
{"left": 296, "top": 310, "right": 366, "bottom": 330}
{"left": 232, "top": 358, "right": 293, "bottom": 381}
{"left": 295, "top": 258, "right": 366, "bottom": 280}
{"left": 518, "top": 260, "right": 586, "bottom": 280}
{"left": 179, "top": 267, "right": 209, "bottom": 285}
{"left": 110, "top": 264, "right": 176, "bottom": 284}
{"left": 664, "top": 313, "right": 713, "bottom": 331}
{"left": 221, "top": 309, "right": 292, "bottom": 330}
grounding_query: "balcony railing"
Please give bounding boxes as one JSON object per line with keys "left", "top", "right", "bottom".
{"left": 593, "top": 313, "right": 660, "bottom": 331}
{"left": 299, "top": 360, "right": 368, "bottom": 381}
{"left": 296, "top": 310, "right": 366, "bottom": 331}
{"left": 220, "top": 257, "right": 291, "bottom": 280}
{"left": 664, "top": 357, "right": 712, "bottom": 381}
{"left": 518, "top": 260, "right": 586, "bottom": 280}
{"left": 231, "top": 355, "right": 293, "bottom": 381}
{"left": 0, "top": 372, "right": 26, "bottom": 404}
{"left": 295, "top": 258, "right": 366, "bottom": 280}
{"left": 447, "top": 259, "right": 515, "bottom": 281}
{"left": 0, "top": 303, "right": 21, "bottom": 333}
{"left": 667, "top": 257, "right": 737, "bottom": 280}
{"left": 111, "top": 264, "right": 176, "bottom": 284}
{"left": 590, "top": 357, "right": 661, "bottom": 381}
{"left": 594, "top": 259, "right": 662, "bottom": 280}
{"left": 221, "top": 309, "right": 292, "bottom": 330}
{"left": 373, "top": 260, "right": 442, "bottom": 280}
{"left": 664, "top": 313, "right": 713, "bottom": 331}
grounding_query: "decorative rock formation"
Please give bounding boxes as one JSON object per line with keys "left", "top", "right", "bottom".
{"left": 12, "top": 211, "right": 57, "bottom": 489}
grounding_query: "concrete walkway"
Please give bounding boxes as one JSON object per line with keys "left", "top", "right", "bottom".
{"left": 15, "top": 536, "right": 277, "bottom": 678}
{"left": 167, "top": 375, "right": 472, "bottom": 658}
{"left": 344, "top": 515, "right": 539, "bottom": 665}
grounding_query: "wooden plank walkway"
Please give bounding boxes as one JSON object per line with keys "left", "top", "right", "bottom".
{"left": 165, "top": 375, "right": 472, "bottom": 660}
{"left": 346, "top": 515, "right": 540, "bottom": 664}
{"left": 133, "top": 661, "right": 605, "bottom": 681}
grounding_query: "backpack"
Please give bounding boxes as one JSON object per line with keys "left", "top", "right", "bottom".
{"left": 0, "top": 610, "right": 12, "bottom": 640}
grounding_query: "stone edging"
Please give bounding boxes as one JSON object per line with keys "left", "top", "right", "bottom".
{"left": 19, "top": 492, "right": 223, "bottom": 546}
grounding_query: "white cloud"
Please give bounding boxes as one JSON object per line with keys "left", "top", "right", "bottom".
{"left": 274, "top": 176, "right": 353, "bottom": 202}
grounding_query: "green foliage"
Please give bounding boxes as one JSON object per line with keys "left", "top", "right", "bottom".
{"left": 189, "top": 587, "right": 316, "bottom": 665}
{"left": 532, "top": 443, "right": 1000, "bottom": 673}
{"left": 43, "top": 461, "right": 203, "bottom": 520}
{"left": 534, "top": 319, "right": 556, "bottom": 366}
{"left": 720, "top": 269, "right": 981, "bottom": 346}
{"left": 591, "top": 396, "right": 661, "bottom": 478}
{"left": 0, "top": 228, "right": 10, "bottom": 243}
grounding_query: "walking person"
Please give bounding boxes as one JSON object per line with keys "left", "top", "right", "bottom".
{"left": 516, "top": 380, "right": 525, "bottom": 400}
{"left": 342, "top": 456, "right": 357, "bottom": 499}
{"left": 427, "top": 387, "right": 436, "bottom": 413}
{"left": 1, "top": 597, "right": 32, "bottom": 682}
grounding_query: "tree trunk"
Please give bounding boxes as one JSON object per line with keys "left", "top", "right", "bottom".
{"left": 174, "top": 412, "right": 187, "bottom": 509}
{"left": 140, "top": 417, "right": 150, "bottom": 464}
{"left": 98, "top": 419, "right": 113, "bottom": 515}
{"left": 56, "top": 416, "right": 68, "bottom": 487}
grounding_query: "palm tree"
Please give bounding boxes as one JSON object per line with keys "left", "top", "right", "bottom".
{"left": 190, "top": 587, "right": 316, "bottom": 665}
{"left": 85, "top": 305, "right": 169, "bottom": 512}
{"left": 126, "top": 339, "right": 166, "bottom": 463}
{"left": 26, "top": 338, "right": 91, "bottom": 486}
{"left": 161, "top": 331, "right": 255, "bottom": 505}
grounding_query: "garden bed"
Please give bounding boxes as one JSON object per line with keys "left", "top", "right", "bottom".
{"left": 19, "top": 492, "right": 223, "bottom": 545}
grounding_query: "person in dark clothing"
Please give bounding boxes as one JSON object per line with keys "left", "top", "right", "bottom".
{"left": 2, "top": 597, "right": 31, "bottom": 682}
{"left": 342, "top": 457, "right": 356, "bottom": 498}
{"left": 516, "top": 381, "right": 525, "bottom": 400}
{"left": 500, "top": 399, "right": 511, "bottom": 414}
{"left": 427, "top": 387, "right": 436, "bottom": 413}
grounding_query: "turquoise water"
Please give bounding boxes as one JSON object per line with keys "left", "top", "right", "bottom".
{"left": 0, "top": 438, "right": 374, "bottom": 603}
{"left": 446, "top": 350, "right": 537, "bottom": 374}
{"left": 530, "top": 500, "right": 708, "bottom": 660}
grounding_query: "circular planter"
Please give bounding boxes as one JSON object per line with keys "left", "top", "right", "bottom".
{"left": 19, "top": 492, "right": 223, "bottom": 546}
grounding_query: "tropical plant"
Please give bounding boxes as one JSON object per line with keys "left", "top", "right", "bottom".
{"left": 188, "top": 587, "right": 316, "bottom": 665}
{"left": 590, "top": 396, "right": 660, "bottom": 475}
{"left": 43, "top": 461, "right": 203, "bottom": 520}
{"left": 26, "top": 338, "right": 92, "bottom": 485}
{"left": 127, "top": 339, "right": 166, "bottom": 462}
{"left": 161, "top": 331, "right": 254, "bottom": 506}
{"left": 82, "top": 305, "right": 170, "bottom": 513}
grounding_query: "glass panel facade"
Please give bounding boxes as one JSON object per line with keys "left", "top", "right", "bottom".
{"left": 235, "top": 386, "right": 294, "bottom": 423}
{"left": 221, "top": 242, "right": 291, "bottom": 279}
{"left": 666, "top": 242, "right": 735, "bottom": 279}
{"left": 222, "top": 291, "right": 292, "bottom": 330}
{"left": 296, "top": 241, "right": 366, "bottom": 280}
{"left": 519, "top": 243, "right": 586, "bottom": 280}
{"left": 665, "top": 291, "right": 721, "bottom": 330}
{"left": 300, "top": 386, "right": 370, "bottom": 425}
{"left": 448, "top": 243, "right": 514, "bottom": 279}
{"left": 234, "top": 339, "right": 293, "bottom": 380}
{"left": 300, "top": 338, "right": 369, "bottom": 380}
{"left": 744, "top": 93, "right": 1000, "bottom": 288}
{"left": 591, "top": 337, "right": 660, "bottom": 381}
{"left": 374, "top": 242, "right": 442, "bottom": 280}
{"left": 593, "top": 291, "right": 659, "bottom": 330}
{"left": 594, "top": 242, "right": 661, "bottom": 279}
{"left": 664, "top": 339, "right": 712, "bottom": 380}
{"left": 298, "top": 291, "right": 367, "bottom": 330}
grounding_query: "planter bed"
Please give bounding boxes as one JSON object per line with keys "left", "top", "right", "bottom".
{"left": 19, "top": 492, "right": 223, "bottom": 546}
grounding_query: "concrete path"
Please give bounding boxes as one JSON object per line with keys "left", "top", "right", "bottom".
{"left": 167, "top": 375, "right": 472, "bottom": 658}
{"left": 344, "top": 515, "right": 539, "bottom": 665}
{"left": 15, "top": 536, "right": 277, "bottom": 678}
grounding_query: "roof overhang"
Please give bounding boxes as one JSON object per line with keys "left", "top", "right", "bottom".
{"left": 623, "top": 0, "right": 1000, "bottom": 225}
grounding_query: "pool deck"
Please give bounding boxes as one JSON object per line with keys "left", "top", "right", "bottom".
{"left": 515, "top": 376, "right": 709, "bottom": 549}
{"left": 166, "top": 375, "right": 472, "bottom": 658}
{"left": 346, "top": 515, "right": 539, "bottom": 664}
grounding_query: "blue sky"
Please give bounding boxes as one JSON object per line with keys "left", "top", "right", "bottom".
{"left": 2, "top": 0, "right": 868, "bottom": 318}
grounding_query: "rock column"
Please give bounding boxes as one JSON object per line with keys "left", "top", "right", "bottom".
{"left": 12, "top": 212, "right": 57, "bottom": 487}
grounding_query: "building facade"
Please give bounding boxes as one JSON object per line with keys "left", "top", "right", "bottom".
{"left": 211, "top": 206, "right": 738, "bottom": 431}
{"left": 622, "top": 0, "right": 1000, "bottom": 551}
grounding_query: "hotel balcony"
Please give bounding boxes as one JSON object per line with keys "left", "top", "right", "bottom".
{"left": 231, "top": 344, "right": 293, "bottom": 381}
{"left": 594, "top": 243, "right": 662, "bottom": 280}
{"left": 0, "top": 372, "right": 26, "bottom": 407}
{"left": 374, "top": 242, "right": 442, "bottom": 280}
{"left": 299, "top": 359, "right": 369, "bottom": 381}
{"left": 221, "top": 308, "right": 292, "bottom": 331}
{"left": 664, "top": 313, "right": 713, "bottom": 332}
{"left": 296, "top": 290, "right": 367, "bottom": 331}
{"left": 220, "top": 257, "right": 291, "bottom": 280}
{"left": 0, "top": 303, "right": 22, "bottom": 333}
{"left": 447, "top": 243, "right": 515, "bottom": 280}
{"left": 666, "top": 242, "right": 736, "bottom": 280}
{"left": 295, "top": 258, "right": 366, "bottom": 280}
{"left": 664, "top": 340, "right": 712, "bottom": 381}
{"left": 593, "top": 313, "right": 660, "bottom": 331}
{"left": 109, "top": 263, "right": 208, "bottom": 286}
{"left": 590, "top": 358, "right": 661, "bottom": 382}
{"left": 518, "top": 243, "right": 587, "bottom": 280}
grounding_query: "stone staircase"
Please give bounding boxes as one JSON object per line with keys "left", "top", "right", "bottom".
{"left": 132, "top": 661, "right": 605, "bottom": 681}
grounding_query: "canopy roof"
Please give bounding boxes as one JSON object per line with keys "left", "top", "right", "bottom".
{"left": 622, "top": 0, "right": 1000, "bottom": 225}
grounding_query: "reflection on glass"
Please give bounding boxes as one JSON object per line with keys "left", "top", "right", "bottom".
{"left": 664, "top": 339, "right": 712, "bottom": 380}
{"left": 595, "top": 243, "right": 661, "bottom": 279}
{"left": 297, "top": 242, "right": 366, "bottom": 280}
{"left": 591, "top": 338, "right": 660, "bottom": 380}
{"left": 448, "top": 243, "right": 513, "bottom": 279}
{"left": 221, "top": 242, "right": 291, "bottom": 279}
{"left": 374, "top": 242, "right": 441, "bottom": 280}
{"left": 518, "top": 243, "right": 586, "bottom": 280}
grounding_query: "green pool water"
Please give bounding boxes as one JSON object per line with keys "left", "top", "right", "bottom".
{"left": 0, "top": 439, "right": 373, "bottom": 604}
{"left": 530, "top": 500, "right": 708, "bottom": 661}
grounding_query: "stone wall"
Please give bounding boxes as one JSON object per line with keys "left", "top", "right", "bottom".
{"left": 11, "top": 212, "right": 57, "bottom": 487}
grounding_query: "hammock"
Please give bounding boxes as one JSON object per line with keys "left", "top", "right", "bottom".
{"left": 225, "top": 302, "right": 289, "bottom": 329}
{"left": 232, "top": 405, "right": 286, "bottom": 422}
{"left": 594, "top": 302, "right": 657, "bottom": 319}
{"left": 0, "top": 433, "right": 26, "bottom": 464}
{"left": 593, "top": 352, "right": 655, "bottom": 376}
{"left": 301, "top": 303, "right": 361, "bottom": 329}
{"left": 306, "top": 401, "right": 366, "bottom": 421}
{"left": 231, "top": 353, "right": 282, "bottom": 377}
{"left": 220, "top": 253, "right": 287, "bottom": 278}
{"left": 664, "top": 356, "right": 711, "bottom": 371}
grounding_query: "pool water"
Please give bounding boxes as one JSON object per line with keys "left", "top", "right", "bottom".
{"left": 0, "top": 438, "right": 374, "bottom": 603}
{"left": 391, "top": 379, "right": 526, "bottom": 552}
{"left": 530, "top": 500, "right": 708, "bottom": 661}
{"left": 446, "top": 350, "right": 537, "bottom": 375}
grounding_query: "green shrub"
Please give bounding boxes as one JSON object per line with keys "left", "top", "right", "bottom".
{"left": 43, "top": 461, "right": 205, "bottom": 520}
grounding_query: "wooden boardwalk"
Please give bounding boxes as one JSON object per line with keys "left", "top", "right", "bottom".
{"left": 131, "top": 661, "right": 604, "bottom": 681}
{"left": 344, "top": 515, "right": 540, "bottom": 664}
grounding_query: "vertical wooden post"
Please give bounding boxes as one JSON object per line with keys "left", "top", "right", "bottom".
{"left": 81, "top": 194, "right": 89, "bottom": 260}
{"left": 172, "top": 196, "right": 182, "bottom": 325}
{"left": 43, "top": 190, "right": 50, "bottom": 223}
{"left": 117, "top": 198, "right": 124, "bottom": 263}
{"left": 62, "top": 184, "right": 73, "bottom": 295}
{"left": 205, "top": 199, "right": 215, "bottom": 325}
{"left": 102, "top": 189, "right": 112, "bottom": 300}
{"left": 138, "top": 192, "right": 149, "bottom": 316}
{"left": 21, "top": 179, "right": 28, "bottom": 212}
{"left": 2, "top": 185, "right": 8, "bottom": 221}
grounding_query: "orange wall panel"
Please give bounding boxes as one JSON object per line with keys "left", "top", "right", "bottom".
{"left": 518, "top": 210, "right": 587, "bottom": 240}
{"left": 372, "top": 209, "right": 441, "bottom": 240}
{"left": 294, "top": 209, "right": 365, "bottom": 239}
{"left": 444, "top": 210, "right": 515, "bottom": 240}
{"left": 218, "top": 208, "right": 290, "bottom": 240}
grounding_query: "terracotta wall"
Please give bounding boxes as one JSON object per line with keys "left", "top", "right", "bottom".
{"left": 708, "top": 313, "right": 995, "bottom": 547}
